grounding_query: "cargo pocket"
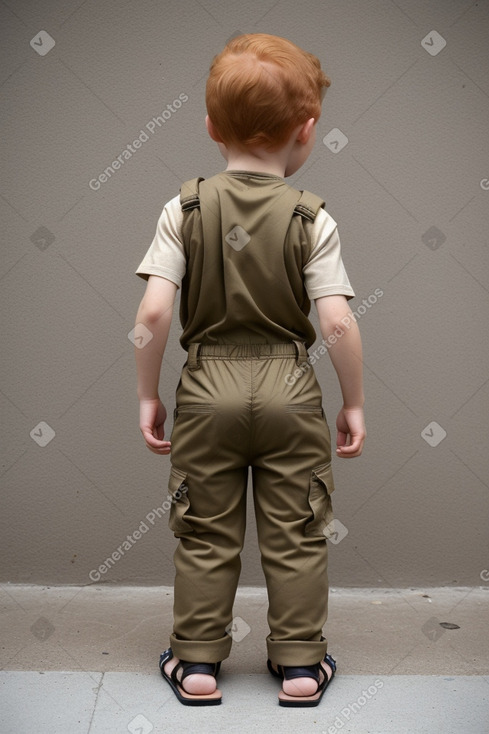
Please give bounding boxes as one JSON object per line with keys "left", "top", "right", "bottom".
{"left": 305, "top": 462, "right": 336, "bottom": 539}
{"left": 168, "top": 466, "right": 193, "bottom": 536}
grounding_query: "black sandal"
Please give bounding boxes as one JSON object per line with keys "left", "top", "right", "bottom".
{"left": 159, "top": 647, "right": 222, "bottom": 706}
{"left": 267, "top": 652, "right": 336, "bottom": 707}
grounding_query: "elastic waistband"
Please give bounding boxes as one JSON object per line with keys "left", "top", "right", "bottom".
{"left": 187, "top": 341, "right": 308, "bottom": 370}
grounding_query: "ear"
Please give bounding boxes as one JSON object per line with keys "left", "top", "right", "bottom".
{"left": 296, "top": 117, "right": 316, "bottom": 144}
{"left": 205, "top": 115, "right": 224, "bottom": 143}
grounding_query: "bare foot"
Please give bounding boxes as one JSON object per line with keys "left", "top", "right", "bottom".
{"left": 163, "top": 656, "right": 217, "bottom": 695}
{"left": 275, "top": 660, "right": 334, "bottom": 697}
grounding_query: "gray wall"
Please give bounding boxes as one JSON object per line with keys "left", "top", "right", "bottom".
{"left": 1, "top": 0, "right": 488, "bottom": 589}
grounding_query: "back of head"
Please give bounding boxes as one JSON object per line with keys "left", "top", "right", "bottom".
{"left": 206, "top": 33, "right": 331, "bottom": 153}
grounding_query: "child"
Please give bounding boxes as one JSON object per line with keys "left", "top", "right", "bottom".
{"left": 134, "top": 33, "right": 365, "bottom": 707}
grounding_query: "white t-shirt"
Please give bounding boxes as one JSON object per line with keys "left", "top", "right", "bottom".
{"left": 136, "top": 194, "right": 355, "bottom": 301}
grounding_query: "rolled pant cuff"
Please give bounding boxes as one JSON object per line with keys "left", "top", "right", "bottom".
{"left": 169, "top": 633, "right": 232, "bottom": 663}
{"left": 267, "top": 637, "right": 328, "bottom": 667}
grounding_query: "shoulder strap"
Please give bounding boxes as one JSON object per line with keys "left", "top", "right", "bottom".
{"left": 180, "top": 179, "right": 324, "bottom": 220}
{"left": 180, "top": 177, "right": 205, "bottom": 211}
{"left": 293, "top": 189, "right": 325, "bottom": 221}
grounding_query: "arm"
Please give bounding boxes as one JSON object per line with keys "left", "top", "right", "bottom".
{"left": 135, "top": 275, "right": 178, "bottom": 455}
{"left": 315, "top": 294, "right": 366, "bottom": 458}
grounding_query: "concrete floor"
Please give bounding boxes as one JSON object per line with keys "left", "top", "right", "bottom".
{"left": 1, "top": 585, "right": 488, "bottom": 733}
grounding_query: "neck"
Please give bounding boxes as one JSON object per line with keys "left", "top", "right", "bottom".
{"left": 223, "top": 150, "right": 287, "bottom": 178}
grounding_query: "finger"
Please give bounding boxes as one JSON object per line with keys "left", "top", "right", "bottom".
{"left": 154, "top": 424, "right": 165, "bottom": 441}
{"left": 336, "top": 447, "right": 361, "bottom": 458}
{"left": 337, "top": 437, "right": 363, "bottom": 456}
{"left": 336, "top": 430, "right": 348, "bottom": 449}
{"left": 141, "top": 428, "right": 171, "bottom": 449}
{"left": 146, "top": 443, "right": 171, "bottom": 455}
{"left": 147, "top": 440, "right": 171, "bottom": 450}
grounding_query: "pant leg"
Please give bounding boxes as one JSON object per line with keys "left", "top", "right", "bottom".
{"left": 250, "top": 353, "right": 336, "bottom": 666}
{"left": 167, "top": 358, "right": 251, "bottom": 663}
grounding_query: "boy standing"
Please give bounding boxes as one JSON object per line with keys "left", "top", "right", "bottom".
{"left": 135, "top": 33, "right": 365, "bottom": 707}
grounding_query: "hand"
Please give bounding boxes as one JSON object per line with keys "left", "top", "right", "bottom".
{"left": 139, "top": 398, "right": 171, "bottom": 455}
{"left": 335, "top": 406, "right": 366, "bottom": 458}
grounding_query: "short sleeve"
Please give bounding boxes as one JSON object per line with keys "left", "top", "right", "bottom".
{"left": 303, "top": 208, "right": 355, "bottom": 301}
{"left": 135, "top": 195, "right": 186, "bottom": 287}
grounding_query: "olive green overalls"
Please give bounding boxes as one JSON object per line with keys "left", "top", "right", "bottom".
{"left": 167, "top": 171, "right": 336, "bottom": 667}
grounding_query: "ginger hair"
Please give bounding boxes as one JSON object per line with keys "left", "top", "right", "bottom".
{"left": 206, "top": 33, "right": 331, "bottom": 152}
